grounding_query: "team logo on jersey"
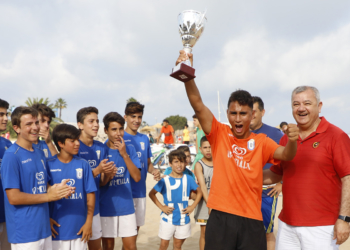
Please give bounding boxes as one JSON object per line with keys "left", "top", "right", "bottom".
{"left": 227, "top": 151, "right": 233, "bottom": 158}
{"left": 232, "top": 144, "right": 247, "bottom": 156}
{"left": 88, "top": 160, "right": 96, "bottom": 168}
{"left": 43, "top": 149, "right": 49, "bottom": 158}
{"left": 32, "top": 187, "right": 36, "bottom": 194}
{"left": 41, "top": 159, "right": 46, "bottom": 170}
{"left": 96, "top": 150, "right": 101, "bottom": 160}
{"left": 137, "top": 152, "right": 141, "bottom": 158}
{"left": 63, "top": 179, "right": 76, "bottom": 186}
{"left": 313, "top": 142, "right": 320, "bottom": 148}
{"left": 247, "top": 139, "right": 255, "bottom": 151}
{"left": 36, "top": 172, "right": 44, "bottom": 181}
{"left": 140, "top": 142, "right": 145, "bottom": 151}
{"left": 117, "top": 167, "right": 125, "bottom": 175}
{"left": 76, "top": 168, "right": 83, "bottom": 179}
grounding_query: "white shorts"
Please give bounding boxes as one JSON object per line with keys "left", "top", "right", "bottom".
{"left": 11, "top": 236, "right": 52, "bottom": 250}
{"left": 276, "top": 219, "right": 338, "bottom": 250}
{"left": 133, "top": 198, "right": 146, "bottom": 227}
{"left": 158, "top": 219, "right": 191, "bottom": 240}
{"left": 90, "top": 213, "right": 102, "bottom": 240}
{"left": 52, "top": 238, "right": 87, "bottom": 250}
{"left": 101, "top": 213, "right": 138, "bottom": 238}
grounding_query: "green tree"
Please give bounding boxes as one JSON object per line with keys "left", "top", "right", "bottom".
{"left": 4, "top": 121, "right": 17, "bottom": 139}
{"left": 164, "top": 115, "right": 187, "bottom": 131}
{"left": 25, "top": 97, "right": 55, "bottom": 109}
{"left": 55, "top": 98, "right": 67, "bottom": 119}
{"left": 126, "top": 97, "right": 138, "bottom": 103}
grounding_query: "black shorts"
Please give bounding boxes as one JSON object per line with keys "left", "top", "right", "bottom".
{"left": 184, "top": 141, "right": 189, "bottom": 145}
{"left": 205, "top": 210, "right": 267, "bottom": 250}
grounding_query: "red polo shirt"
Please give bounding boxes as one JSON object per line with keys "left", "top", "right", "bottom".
{"left": 270, "top": 117, "right": 350, "bottom": 226}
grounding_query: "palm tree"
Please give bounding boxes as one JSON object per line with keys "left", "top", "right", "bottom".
{"left": 126, "top": 97, "right": 138, "bottom": 103}
{"left": 55, "top": 98, "right": 67, "bottom": 119}
{"left": 25, "top": 97, "right": 55, "bottom": 109}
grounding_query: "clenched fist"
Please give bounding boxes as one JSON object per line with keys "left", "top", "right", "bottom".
{"left": 284, "top": 124, "right": 299, "bottom": 142}
{"left": 176, "top": 50, "right": 193, "bottom": 67}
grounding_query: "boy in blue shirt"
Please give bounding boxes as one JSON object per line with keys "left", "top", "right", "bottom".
{"left": 100, "top": 112, "right": 141, "bottom": 250}
{"left": 76, "top": 107, "right": 116, "bottom": 250}
{"left": 32, "top": 103, "right": 58, "bottom": 158}
{"left": 149, "top": 150, "right": 202, "bottom": 250}
{"left": 163, "top": 146, "right": 195, "bottom": 180}
{"left": 48, "top": 124, "right": 97, "bottom": 250}
{"left": 1, "top": 106, "right": 74, "bottom": 250}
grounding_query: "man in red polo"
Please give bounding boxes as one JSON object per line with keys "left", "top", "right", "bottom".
{"left": 264, "top": 86, "right": 350, "bottom": 249}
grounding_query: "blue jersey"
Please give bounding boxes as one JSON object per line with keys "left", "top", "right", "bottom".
{"left": 47, "top": 155, "right": 97, "bottom": 240}
{"left": 124, "top": 132, "right": 152, "bottom": 198}
{"left": 33, "top": 140, "right": 52, "bottom": 159}
{"left": 100, "top": 145, "right": 141, "bottom": 217}
{"left": 154, "top": 175, "right": 198, "bottom": 226}
{"left": 0, "top": 138, "right": 12, "bottom": 223}
{"left": 252, "top": 123, "right": 283, "bottom": 198}
{"left": 1, "top": 143, "right": 51, "bottom": 243}
{"left": 78, "top": 140, "right": 108, "bottom": 216}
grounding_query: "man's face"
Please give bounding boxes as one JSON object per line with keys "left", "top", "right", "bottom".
{"left": 0, "top": 107, "right": 8, "bottom": 131}
{"left": 38, "top": 114, "right": 51, "bottom": 131}
{"left": 193, "top": 118, "right": 199, "bottom": 127}
{"left": 184, "top": 151, "right": 191, "bottom": 164}
{"left": 292, "top": 89, "right": 322, "bottom": 129}
{"left": 14, "top": 114, "right": 39, "bottom": 143}
{"left": 78, "top": 113, "right": 99, "bottom": 138}
{"left": 170, "top": 157, "right": 185, "bottom": 175}
{"left": 200, "top": 141, "right": 212, "bottom": 159}
{"left": 227, "top": 101, "right": 254, "bottom": 139}
{"left": 125, "top": 112, "right": 142, "bottom": 132}
{"left": 60, "top": 138, "right": 80, "bottom": 155}
{"left": 163, "top": 121, "right": 168, "bottom": 127}
{"left": 105, "top": 121, "right": 124, "bottom": 144}
{"left": 250, "top": 103, "right": 265, "bottom": 130}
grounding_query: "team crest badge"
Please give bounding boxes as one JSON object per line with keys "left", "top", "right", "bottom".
{"left": 247, "top": 139, "right": 255, "bottom": 151}
{"left": 76, "top": 168, "right": 83, "bottom": 179}
{"left": 43, "top": 149, "right": 49, "bottom": 158}
{"left": 313, "top": 142, "right": 320, "bottom": 148}
{"left": 140, "top": 142, "right": 145, "bottom": 151}
{"left": 96, "top": 150, "right": 101, "bottom": 160}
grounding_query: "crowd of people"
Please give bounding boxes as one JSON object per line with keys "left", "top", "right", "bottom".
{"left": 0, "top": 49, "right": 349, "bottom": 250}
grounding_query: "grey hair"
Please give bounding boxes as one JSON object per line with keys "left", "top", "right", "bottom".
{"left": 291, "top": 86, "right": 320, "bottom": 105}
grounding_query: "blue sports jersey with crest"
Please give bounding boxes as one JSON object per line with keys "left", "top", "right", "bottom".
{"left": 1, "top": 143, "right": 51, "bottom": 243}
{"left": 47, "top": 155, "right": 97, "bottom": 240}
{"left": 124, "top": 132, "right": 152, "bottom": 198}
{"left": 0, "top": 137, "right": 12, "bottom": 223}
{"left": 154, "top": 175, "right": 198, "bottom": 226}
{"left": 78, "top": 140, "right": 108, "bottom": 216}
{"left": 33, "top": 140, "right": 52, "bottom": 159}
{"left": 100, "top": 144, "right": 141, "bottom": 216}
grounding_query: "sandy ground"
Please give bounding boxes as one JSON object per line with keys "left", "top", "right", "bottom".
{"left": 112, "top": 177, "right": 350, "bottom": 250}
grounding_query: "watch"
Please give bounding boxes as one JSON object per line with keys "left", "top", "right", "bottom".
{"left": 338, "top": 215, "right": 350, "bottom": 222}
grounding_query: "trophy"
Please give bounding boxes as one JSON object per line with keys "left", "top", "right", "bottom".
{"left": 170, "top": 10, "right": 207, "bottom": 82}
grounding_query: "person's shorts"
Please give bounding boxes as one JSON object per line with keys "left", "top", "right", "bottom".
{"left": 184, "top": 141, "right": 190, "bottom": 145}
{"left": 195, "top": 219, "right": 208, "bottom": 225}
{"left": 101, "top": 213, "right": 138, "bottom": 238}
{"left": 158, "top": 219, "right": 191, "bottom": 240}
{"left": 133, "top": 198, "right": 146, "bottom": 227}
{"left": 205, "top": 210, "right": 266, "bottom": 250}
{"left": 261, "top": 194, "right": 278, "bottom": 233}
{"left": 11, "top": 236, "right": 52, "bottom": 250}
{"left": 90, "top": 213, "right": 102, "bottom": 240}
{"left": 52, "top": 238, "right": 87, "bottom": 250}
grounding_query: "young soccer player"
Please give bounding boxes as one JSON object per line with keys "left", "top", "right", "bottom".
{"left": 0, "top": 99, "right": 12, "bottom": 249}
{"left": 1, "top": 106, "right": 74, "bottom": 250}
{"left": 32, "top": 103, "right": 58, "bottom": 158}
{"left": 163, "top": 146, "right": 195, "bottom": 179}
{"left": 193, "top": 137, "right": 213, "bottom": 250}
{"left": 100, "top": 112, "right": 141, "bottom": 250}
{"left": 149, "top": 150, "right": 202, "bottom": 250}
{"left": 76, "top": 107, "right": 116, "bottom": 250}
{"left": 182, "top": 125, "right": 190, "bottom": 144}
{"left": 48, "top": 124, "right": 97, "bottom": 250}
{"left": 123, "top": 102, "right": 160, "bottom": 232}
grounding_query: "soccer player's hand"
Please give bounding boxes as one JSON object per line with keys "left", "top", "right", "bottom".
{"left": 152, "top": 169, "right": 161, "bottom": 181}
{"left": 39, "top": 127, "right": 51, "bottom": 144}
{"left": 77, "top": 222, "right": 92, "bottom": 243}
{"left": 176, "top": 50, "right": 193, "bottom": 67}
{"left": 284, "top": 124, "right": 299, "bottom": 142}
{"left": 50, "top": 218, "right": 60, "bottom": 238}
{"left": 267, "top": 183, "right": 282, "bottom": 197}
{"left": 48, "top": 179, "right": 75, "bottom": 201}
{"left": 161, "top": 205, "right": 174, "bottom": 215}
{"left": 182, "top": 205, "right": 195, "bottom": 216}
{"left": 115, "top": 137, "right": 128, "bottom": 158}
{"left": 99, "top": 159, "right": 116, "bottom": 174}
{"left": 333, "top": 219, "right": 350, "bottom": 245}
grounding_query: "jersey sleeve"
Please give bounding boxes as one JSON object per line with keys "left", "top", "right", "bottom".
{"left": 269, "top": 136, "right": 288, "bottom": 175}
{"left": 83, "top": 161, "right": 97, "bottom": 194}
{"left": 263, "top": 136, "right": 281, "bottom": 165}
{"left": 188, "top": 175, "right": 199, "bottom": 191}
{"left": 332, "top": 132, "right": 350, "bottom": 178}
{"left": 127, "top": 145, "right": 141, "bottom": 169}
{"left": 1, "top": 153, "right": 21, "bottom": 190}
{"left": 163, "top": 167, "right": 172, "bottom": 175}
{"left": 160, "top": 127, "right": 165, "bottom": 134}
{"left": 170, "top": 125, "right": 174, "bottom": 133}
{"left": 154, "top": 178, "right": 165, "bottom": 193}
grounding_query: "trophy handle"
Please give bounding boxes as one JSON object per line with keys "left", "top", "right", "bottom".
{"left": 197, "top": 9, "right": 207, "bottom": 28}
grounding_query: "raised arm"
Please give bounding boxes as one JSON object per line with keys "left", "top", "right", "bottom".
{"left": 176, "top": 51, "right": 213, "bottom": 134}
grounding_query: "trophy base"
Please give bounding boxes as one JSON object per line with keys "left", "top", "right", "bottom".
{"left": 170, "top": 63, "right": 196, "bottom": 82}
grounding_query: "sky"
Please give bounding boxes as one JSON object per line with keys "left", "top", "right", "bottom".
{"left": 1, "top": 0, "right": 350, "bottom": 133}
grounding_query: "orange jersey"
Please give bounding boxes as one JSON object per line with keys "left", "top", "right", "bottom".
{"left": 161, "top": 125, "right": 174, "bottom": 144}
{"left": 206, "top": 116, "right": 280, "bottom": 221}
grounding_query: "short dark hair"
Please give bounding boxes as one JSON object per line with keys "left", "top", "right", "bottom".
{"left": 32, "top": 103, "right": 56, "bottom": 122}
{"left": 168, "top": 150, "right": 185, "bottom": 163}
{"left": 280, "top": 121, "right": 288, "bottom": 128}
{"left": 11, "top": 106, "right": 38, "bottom": 129}
{"left": 125, "top": 102, "right": 145, "bottom": 115}
{"left": 0, "top": 99, "right": 9, "bottom": 109}
{"left": 192, "top": 114, "right": 197, "bottom": 119}
{"left": 163, "top": 119, "right": 169, "bottom": 124}
{"left": 103, "top": 112, "right": 125, "bottom": 129}
{"left": 177, "top": 145, "right": 190, "bottom": 154}
{"left": 52, "top": 124, "right": 80, "bottom": 152}
{"left": 184, "top": 124, "right": 188, "bottom": 128}
{"left": 77, "top": 107, "right": 98, "bottom": 124}
{"left": 252, "top": 96, "right": 264, "bottom": 111}
{"left": 200, "top": 136, "right": 209, "bottom": 146}
{"left": 227, "top": 90, "right": 253, "bottom": 109}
